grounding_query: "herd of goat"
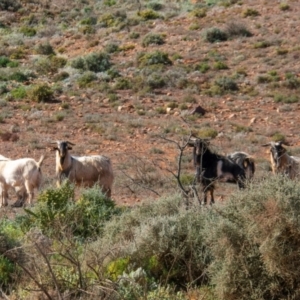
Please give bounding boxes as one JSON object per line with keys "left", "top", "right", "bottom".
{"left": 188, "top": 138, "right": 299, "bottom": 205}
{"left": 0, "top": 139, "right": 298, "bottom": 207}
{"left": 0, "top": 140, "right": 114, "bottom": 208}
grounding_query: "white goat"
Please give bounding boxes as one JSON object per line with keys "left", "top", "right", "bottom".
{"left": 0, "top": 155, "right": 45, "bottom": 207}
{"left": 262, "top": 141, "right": 300, "bottom": 179}
{"left": 0, "top": 155, "right": 27, "bottom": 207}
{"left": 52, "top": 141, "right": 114, "bottom": 198}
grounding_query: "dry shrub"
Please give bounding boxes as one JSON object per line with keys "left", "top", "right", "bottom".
{"left": 90, "top": 195, "right": 212, "bottom": 290}
{"left": 206, "top": 175, "right": 300, "bottom": 300}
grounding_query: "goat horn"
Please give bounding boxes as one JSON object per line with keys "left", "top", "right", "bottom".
{"left": 66, "top": 141, "right": 76, "bottom": 145}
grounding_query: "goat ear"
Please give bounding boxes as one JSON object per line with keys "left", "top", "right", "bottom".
{"left": 51, "top": 147, "right": 58, "bottom": 151}
{"left": 261, "top": 143, "right": 271, "bottom": 147}
{"left": 68, "top": 146, "right": 72, "bottom": 150}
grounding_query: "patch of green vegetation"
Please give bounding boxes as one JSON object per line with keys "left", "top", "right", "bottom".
{"left": 142, "top": 33, "right": 165, "bottom": 47}
{"left": 279, "top": 3, "right": 290, "bottom": 11}
{"left": 204, "top": 28, "right": 228, "bottom": 43}
{"left": 138, "top": 9, "right": 160, "bottom": 20}
{"left": 272, "top": 132, "right": 286, "bottom": 142}
{"left": 77, "top": 71, "right": 97, "bottom": 88}
{"left": 195, "top": 62, "right": 210, "bottom": 73}
{"left": 213, "top": 61, "right": 228, "bottom": 70}
{"left": 71, "top": 52, "right": 111, "bottom": 72}
{"left": 20, "top": 26, "right": 36, "bottom": 37}
{"left": 10, "top": 86, "right": 27, "bottom": 99}
{"left": 273, "top": 94, "right": 299, "bottom": 104}
{"left": 191, "top": 7, "right": 206, "bottom": 18}
{"left": 35, "top": 42, "right": 55, "bottom": 55}
{"left": 242, "top": 8, "right": 260, "bottom": 17}
{"left": 99, "top": 11, "right": 127, "bottom": 28}
{"left": 197, "top": 127, "right": 218, "bottom": 138}
{"left": 253, "top": 40, "right": 271, "bottom": 49}
{"left": 27, "top": 84, "right": 54, "bottom": 103}
{"left": 147, "top": 2, "right": 164, "bottom": 11}
{"left": 137, "top": 50, "right": 172, "bottom": 67}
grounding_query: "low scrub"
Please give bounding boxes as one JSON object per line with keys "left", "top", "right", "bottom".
{"left": 5, "top": 176, "right": 300, "bottom": 299}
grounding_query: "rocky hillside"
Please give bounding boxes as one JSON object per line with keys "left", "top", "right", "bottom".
{"left": 0, "top": 0, "right": 300, "bottom": 205}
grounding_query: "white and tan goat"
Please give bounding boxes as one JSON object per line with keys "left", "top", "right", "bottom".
{"left": 0, "top": 155, "right": 45, "bottom": 207}
{"left": 262, "top": 141, "right": 300, "bottom": 179}
{"left": 52, "top": 141, "right": 114, "bottom": 198}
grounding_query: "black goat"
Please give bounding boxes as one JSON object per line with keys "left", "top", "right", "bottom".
{"left": 188, "top": 138, "right": 246, "bottom": 205}
{"left": 227, "top": 152, "right": 255, "bottom": 180}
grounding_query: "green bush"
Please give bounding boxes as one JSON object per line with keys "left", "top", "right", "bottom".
{"left": 147, "top": 2, "right": 163, "bottom": 11}
{"left": 0, "top": 56, "right": 18, "bottom": 68}
{"left": 274, "top": 94, "right": 299, "bottom": 103}
{"left": 10, "top": 86, "right": 27, "bottom": 99}
{"left": 97, "top": 195, "right": 211, "bottom": 287}
{"left": 191, "top": 7, "right": 206, "bottom": 18}
{"left": 138, "top": 9, "right": 160, "bottom": 20}
{"left": 113, "top": 77, "right": 132, "bottom": 90}
{"left": 0, "top": 56, "right": 10, "bottom": 67}
{"left": 9, "top": 71, "right": 29, "bottom": 82}
{"left": 20, "top": 26, "right": 36, "bottom": 37}
{"left": 35, "top": 42, "right": 55, "bottom": 55}
{"left": 213, "top": 61, "right": 228, "bottom": 70}
{"left": 243, "top": 8, "right": 260, "bottom": 17}
{"left": 146, "top": 72, "right": 166, "bottom": 89}
{"left": 215, "top": 76, "right": 238, "bottom": 91}
{"left": 20, "top": 182, "right": 120, "bottom": 240}
{"left": 77, "top": 71, "right": 97, "bottom": 87}
{"left": 142, "top": 33, "right": 165, "bottom": 47}
{"left": 253, "top": 40, "right": 271, "bottom": 49}
{"left": 27, "top": 84, "right": 54, "bottom": 103}
{"left": 99, "top": 11, "right": 127, "bottom": 28}
{"left": 282, "top": 72, "right": 300, "bottom": 89}
{"left": 53, "top": 71, "right": 69, "bottom": 82}
{"left": 137, "top": 51, "right": 172, "bottom": 67}
{"left": 195, "top": 62, "right": 210, "bottom": 73}
{"left": 80, "top": 16, "right": 97, "bottom": 25}
{"left": 71, "top": 52, "right": 111, "bottom": 72}
{"left": 204, "top": 28, "right": 228, "bottom": 43}
{"left": 105, "top": 43, "right": 119, "bottom": 53}
{"left": 0, "top": 0, "right": 21, "bottom": 11}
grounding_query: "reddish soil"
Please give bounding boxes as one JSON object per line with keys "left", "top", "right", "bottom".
{"left": 1, "top": 0, "right": 300, "bottom": 215}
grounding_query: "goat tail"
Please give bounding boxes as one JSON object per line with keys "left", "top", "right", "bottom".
{"left": 37, "top": 155, "right": 46, "bottom": 168}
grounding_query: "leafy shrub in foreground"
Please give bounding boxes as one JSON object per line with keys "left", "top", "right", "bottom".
{"left": 95, "top": 195, "right": 212, "bottom": 287}
{"left": 206, "top": 176, "right": 300, "bottom": 300}
{"left": 0, "top": 219, "right": 23, "bottom": 291}
{"left": 20, "top": 182, "right": 121, "bottom": 240}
